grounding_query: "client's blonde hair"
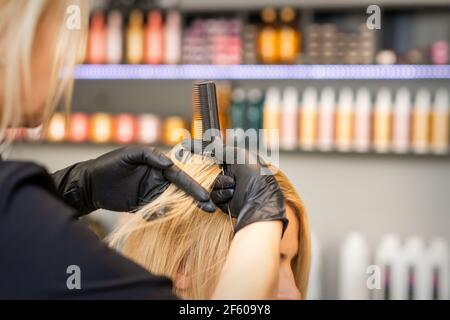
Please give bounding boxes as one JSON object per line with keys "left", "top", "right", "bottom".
{"left": 108, "top": 146, "right": 311, "bottom": 299}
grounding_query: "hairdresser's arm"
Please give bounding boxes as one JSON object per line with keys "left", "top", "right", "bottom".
{"left": 212, "top": 221, "right": 282, "bottom": 299}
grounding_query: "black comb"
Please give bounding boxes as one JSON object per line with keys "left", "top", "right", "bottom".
{"left": 192, "top": 81, "right": 222, "bottom": 152}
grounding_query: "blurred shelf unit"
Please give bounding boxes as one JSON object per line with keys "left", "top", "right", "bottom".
{"left": 74, "top": 64, "right": 450, "bottom": 80}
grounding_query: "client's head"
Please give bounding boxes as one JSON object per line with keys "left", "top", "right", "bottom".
{"left": 108, "top": 145, "right": 310, "bottom": 300}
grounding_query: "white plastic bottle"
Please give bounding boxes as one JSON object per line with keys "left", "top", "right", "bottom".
{"left": 403, "top": 236, "right": 427, "bottom": 300}
{"left": 427, "top": 238, "right": 449, "bottom": 300}
{"left": 164, "top": 10, "right": 182, "bottom": 64}
{"left": 353, "top": 88, "right": 372, "bottom": 152}
{"left": 280, "top": 87, "right": 299, "bottom": 150}
{"left": 374, "top": 234, "right": 402, "bottom": 300}
{"left": 299, "top": 87, "right": 318, "bottom": 151}
{"left": 431, "top": 89, "right": 449, "bottom": 154}
{"left": 373, "top": 88, "right": 392, "bottom": 153}
{"left": 318, "top": 87, "right": 336, "bottom": 151}
{"left": 106, "top": 10, "right": 123, "bottom": 64}
{"left": 339, "top": 232, "right": 370, "bottom": 300}
{"left": 412, "top": 88, "right": 431, "bottom": 154}
{"left": 336, "top": 87, "right": 354, "bottom": 152}
{"left": 392, "top": 87, "right": 412, "bottom": 153}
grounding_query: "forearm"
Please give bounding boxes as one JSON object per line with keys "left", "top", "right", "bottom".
{"left": 211, "top": 221, "right": 283, "bottom": 300}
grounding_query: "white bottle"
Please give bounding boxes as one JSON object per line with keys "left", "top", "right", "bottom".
{"left": 308, "top": 231, "right": 322, "bottom": 300}
{"left": 106, "top": 10, "right": 123, "bottom": 64}
{"left": 373, "top": 88, "right": 392, "bottom": 153}
{"left": 403, "top": 236, "right": 427, "bottom": 300}
{"left": 392, "top": 88, "right": 412, "bottom": 153}
{"left": 318, "top": 87, "right": 336, "bottom": 151}
{"left": 299, "top": 87, "right": 318, "bottom": 151}
{"left": 336, "top": 87, "right": 354, "bottom": 152}
{"left": 427, "top": 238, "right": 449, "bottom": 300}
{"left": 353, "top": 88, "right": 372, "bottom": 152}
{"left": 280, "top": 87, "right": 299, "bottom": 150}
{"left": 164, "top": 10, "right": 182, "bottom": 64}
{"left": 431, "top": 89, "right": 449, "bottom": 154}
{"left": 339, "top": 232, "right": 370, "bottom": 300}
{"left": 412, "top": 88, "right": 431, "bottom": 154}
{"left": 374, "top": 234, "right": 402, "bottom": 300}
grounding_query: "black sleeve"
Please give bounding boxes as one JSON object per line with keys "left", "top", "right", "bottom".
{"left": 0, "top": 161, "right": 178, "bottom": 299}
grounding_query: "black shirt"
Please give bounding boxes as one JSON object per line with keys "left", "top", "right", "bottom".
{"left": 0, "top": 160, "right": 177, "bottom": 299}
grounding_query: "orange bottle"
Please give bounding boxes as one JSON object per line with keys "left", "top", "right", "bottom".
{"left": 126, "top": 10, "right": 144, "bottom": 64}
{"left": 144, "top": 10, "right": 164, "bottom": 64}
{"left": 279, "top": 7, "right": 300, "bottom": 64}
{"left": 258, "top": 8, "right": 279, "bottom": 64}
{"left": 86, "top": 12, "right": 106, "bottom": 64}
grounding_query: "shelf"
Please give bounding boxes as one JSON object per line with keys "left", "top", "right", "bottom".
{"left": 74, "top": 64, "right": 450, "bottom": 80}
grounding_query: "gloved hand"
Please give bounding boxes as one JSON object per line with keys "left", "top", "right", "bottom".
{"left": 182, "top": 140, "right": 288, "bottom": 234}
{"left": 52, "top": 145, "right": 234, "bottom": 215}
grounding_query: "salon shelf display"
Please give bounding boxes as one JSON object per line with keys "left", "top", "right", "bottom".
{"left": 74, "top": 64, "right": 450, "bottom": 80}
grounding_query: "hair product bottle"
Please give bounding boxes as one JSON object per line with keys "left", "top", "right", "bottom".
{"left": 87, "top": 11, "right": 106, "bottom": 64}
{"left": 403, "top": 236, "right": 426, "bottom": 300}
{"left": 353, "top": 88, "right": 372, "bottom": 152}
{"left": 90, "top": 113, "right": 113, "bottom": 144}
{"left": 69, "top": 113, "right": 89, "bottom": 143}
{"left": 114, "top": 114, "right": 137, "bottom": 144}
{"left": 317, "top": 87, "right": 336, "bottom": 151}
{"left": 336, "top": 87, "right": 354, "bottom": 152}
{"left": 427, "top": 238, "right": 449, "bottom": 300}
{"left": 278, "top": 7, "right": 300, "bottom": 64}
{"left": 339, "top": 232, "right": 370, "bottom": 300}
{"left": 230, "top": 88, "right": 247, "bottom": 145}
{"left": 262, "top": 87, "right": 281, "bottom": 149}
{"left": 106, "top": 10, "right": 123, "bottom": 64}
{"left": 138, "top": 114, "right": 161, "bottom": 144}
{"left": 258, "top": 7, "right": 279, "bottom": 64}
{"left": 280, "top": 87, "right": 299, "bottom": 150}
{"left": 246, "top": 88, "right": 264, "bottom": 131}
{"left": 412, "top": 88, "right": 431, "bottom": 154}
{"left": 126, "top": 10, "right": 144, "bottom": 64}
{"left": 299, "top": 87, "right": 318, "bottom": 150}
{"left": 47, "top": 113, "right": 66, "bottom": 142}
{"left": 163, "top": 116, "right": 186, "bottom": 146}
{"left": 392, "top": 87, "right": 412, "bottom": 153}
{"left": 164, "top": 10, "right": 182, "bottom": 64}
{"left": 374, "top": 234, "right": 402, "bottom": 300}
{"left": 431, "top": 89, "right": 449, "bottom": 154}
{"left": 145, "top": 10, "right": 164, "bottom": 64}
{"left": 373, "top": 88, "right": 392, "bottom": 153}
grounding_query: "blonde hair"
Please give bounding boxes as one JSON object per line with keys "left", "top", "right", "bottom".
{"left": 108, "top": 146, "right": 311, "bottom": 299}
{"left": 0, "top": 0, "right": 88, "bottom": 144}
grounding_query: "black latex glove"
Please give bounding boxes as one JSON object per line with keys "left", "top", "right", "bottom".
{"left": 52, "top": 146, "right": 233, "bottom": 215}
{"left": 182, "top": 140, "right": 288, "bottom": 234}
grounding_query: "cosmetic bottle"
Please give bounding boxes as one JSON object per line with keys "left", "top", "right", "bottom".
{"left": 164, "top": 10, "right": 182, "bottom": 64}
{"left": 317, "top": 87, "right": 336, "bottom": 151}
{"left": 412, "top": 88, "right": 431, "bottom": 154}
{"left": 262, "top": 87, "right": 281, "bottom": 149}
{"left": 106, "top": 10, "right": 123, "bottom": 64}
{"left": 163, "top": 117, "right": 186, "bottom": 146}
{"left": 431, "top": 41, "right": 449, "bottom": 65}
{"left": 299, "top": 87, "right": 318, "bottom": 150}
{"left": 403, "top": 236, "right": 427, "bottom": 300}
{"left": 69, "top": 113, "right": 89, "bottom": 143}
{"left": 25, "top": 125, "right": 44, "bottom": 143}
{"left": 217, "top": 81, "right": 232, "bottom": 137}
{"left": 258, "top": 8, "right": 279, "bottom": 64}
{"left": 230, "top": 88, "right": 247, "bottom": 131}
{"left": 87, "top": 12, "right": 107, "bottom": 64}
{"left": 145, "top": 10, "right": 164, "bottom": 65}
{"left": 308, "top": 231, "right": 322, "bottom": 300}
{"left": 47, "top": 113, "right": 66, "bottom": 142}
{"left": 428, "top": 238, "right": 449, "bottom": 300}
{"left": 138, "top": 114, "right": 161, "bottom": 144}
{"left": 339, "top": 232, "right": 370, "bottom": 300}
{"left": 126, "top": 10, "right": 144, "bottom": 64}
{"left": 114, "top": 114, "right": 137, "bottom": 144}
{"left": 278, "top": 7, "right": 300, "bottom": 64}
{"left": 280, "top": 87, "right": 299, "bottom": 150}
{"left": 431, "top": 89, "right": 449, "bottom": 154}
{"left": 336, "top": 87, "right": 354, "bottom": 152}
{"left": 90, "top": 113, "right": 113, "bottom": 144}
{"left": 246, "top": 88, "right": 264, "bottom": 131}
{"left": 375, "top": 234, "right": 402, "bottom": 300}
{"left": 373, "top": 88, "right": 392, "bottom": 153}
{"left": 392, "top": 87, "right": 411, "bottom": 153}
{"left": 353, "top": 88, "right": 372, "bottom": 152}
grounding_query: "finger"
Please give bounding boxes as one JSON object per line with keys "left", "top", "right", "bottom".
{"left": 196, "top": 200, "right": 217, "bottom": 213}
{"left": 213, "top": 175, "right": 235, "bottom": 190}
{"left": 127, "top": 146, "right": 173, "bottom": 169}
{"left": 163, "top": 164, "right": 211, "bottom": 203}
{"left": 211, "top": 188, "right": 234, "bottom": 204}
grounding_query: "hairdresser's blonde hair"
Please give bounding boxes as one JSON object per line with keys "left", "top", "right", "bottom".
{"left": 0, "top": 0, "right": 88, "bottom": 144}
{"left": 108, "top": 146, "right": 311, "bottom": 299}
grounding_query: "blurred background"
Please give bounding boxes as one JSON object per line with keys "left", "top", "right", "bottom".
{"left": 6, "top": 0, "right": 450, "bottom": 299}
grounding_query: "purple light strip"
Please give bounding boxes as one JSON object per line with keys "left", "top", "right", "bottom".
{"left": 73, "top": 64, "right": 450, "bottom": 80}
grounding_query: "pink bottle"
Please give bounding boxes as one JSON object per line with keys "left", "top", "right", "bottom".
{"left": 145, "top": 10, "right": 164, "bottom": 64}
{"left": 87, "top": 12, "right": 106, "bottom": 64}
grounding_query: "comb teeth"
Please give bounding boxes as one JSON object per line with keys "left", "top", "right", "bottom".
{"left": 192, "top": 81, "right": 221, "bottom": 151}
